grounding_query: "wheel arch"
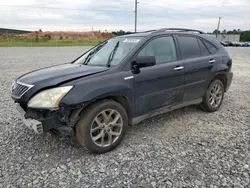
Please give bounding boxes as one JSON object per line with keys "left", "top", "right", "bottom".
{"left": 209, "top": 72, "right": 228, "bottom": 92}
{"left": 80, "top": 95, "right": 133, "bottom": 126}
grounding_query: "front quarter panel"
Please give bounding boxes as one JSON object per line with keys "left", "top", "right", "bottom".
{"left": 60, "top": 71, "right": 134, "bottom": 108}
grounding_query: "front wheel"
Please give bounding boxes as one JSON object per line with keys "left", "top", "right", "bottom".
{"left": 75, "top": 100, "right": 128, "bottom": 153}
{"left": 200, "top": 79, "right": 224, "bottom": 112}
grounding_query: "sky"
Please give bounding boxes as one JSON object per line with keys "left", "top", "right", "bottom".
{"left": 0, "top": 0, "right": 249, "bottom": 32}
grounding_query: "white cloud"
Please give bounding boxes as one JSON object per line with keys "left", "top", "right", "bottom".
{"left": 0, "top": 0, "right": 249, "bottom": 32}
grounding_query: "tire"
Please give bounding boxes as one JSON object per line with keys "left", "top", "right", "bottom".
{"left": 75, "top": 100, "right": 128, "bottom": 154}
{"left": 200, "top": 79, "right": 224, "bottom": 112}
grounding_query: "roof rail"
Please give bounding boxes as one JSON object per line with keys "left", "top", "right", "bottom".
{"left": 154, "top": 28, "right": 205, "bottom": 34}
{"left": 134, "top": 30, "right": 157, "bottom": 34}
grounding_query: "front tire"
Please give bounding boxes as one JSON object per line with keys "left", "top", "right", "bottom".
{"left": 75, "top": 100, "right": 128, "bottom": 154}
{"left": 200, "top": 79, "right": 224, "bottom": 112}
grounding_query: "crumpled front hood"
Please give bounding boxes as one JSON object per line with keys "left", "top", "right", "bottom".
{"left": 18, "top": 63, "right": 109, "bottom": 86}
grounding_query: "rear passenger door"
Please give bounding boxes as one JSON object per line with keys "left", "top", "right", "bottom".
{"left": 177, "top": 35, "right": 216, "bottom": 102}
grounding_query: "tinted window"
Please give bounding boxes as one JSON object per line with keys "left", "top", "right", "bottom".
{"left": 203, "top": 40, "right": 218, "bottom": 54}
{"left": 138, "top": 36, "right": 177, "bottom": 64}
{"left": 178, "top": 36, "right": 201, "bottom": 59}
{"left": 198, "top": 39, "right": 210, "bottom": 56}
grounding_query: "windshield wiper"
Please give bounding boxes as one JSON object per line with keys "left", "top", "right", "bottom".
{"left": 106, "top": 41, "right": 119, "bottom": 67}
{"left": 84, "top": 41, "right": 107, "bottom": 65}
{"left": 83, "top": 51, "right": 95, "bottom": 64}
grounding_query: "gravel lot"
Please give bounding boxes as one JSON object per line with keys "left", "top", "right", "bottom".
{"left": 0, "top": 47, "right": 249, "bottom": 187}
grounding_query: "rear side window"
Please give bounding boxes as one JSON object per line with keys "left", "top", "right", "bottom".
{"left": 198, "top": 39, "right": 210, "bottom": 56}
{"left": 178, "top": 36, "right": 201, "bottom": 59}
{"left": 202, "top": 40, "right": 218, "bottom": 54}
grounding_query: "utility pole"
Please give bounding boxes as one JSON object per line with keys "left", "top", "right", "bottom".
{"left": 134, "top": 0, "right": 139, "bottom": 32}
{"left": 216, "top": 17, "right": 221, "bottom": 39}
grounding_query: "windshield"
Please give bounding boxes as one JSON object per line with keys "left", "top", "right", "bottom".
{"left": 74, "top": 37, "right": 141, "bottom": 67}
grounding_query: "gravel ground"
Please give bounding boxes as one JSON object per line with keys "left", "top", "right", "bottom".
{"left": 0, "top": 47, "right": 249, "bottom": 188}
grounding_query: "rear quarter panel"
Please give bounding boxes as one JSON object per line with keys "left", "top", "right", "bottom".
{"left": 200, "top": 35, "right": 232, "bottom": 89}
{"left": 206, "top": 51, "right": 232, "bottom": 89}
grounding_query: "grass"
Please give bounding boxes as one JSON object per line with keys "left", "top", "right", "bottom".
{"left": 0, "top": 39, "right": 104, "bottom": 47}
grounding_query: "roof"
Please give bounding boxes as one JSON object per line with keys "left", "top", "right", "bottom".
{"left": 117, "top": 28, "right": 206, "bottom": 38}
{"left": 117, "top": 31, "right": 154, "bottom": 38}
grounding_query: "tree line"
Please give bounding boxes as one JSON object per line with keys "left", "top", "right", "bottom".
{"left": 2, "top": 28, "right": 249, "bottom": 42}
{"left": 112, "top": 29, "right": 250, "bottom": 41}
{"left": 111, "top": 30, "right": 133, "bottom": 36}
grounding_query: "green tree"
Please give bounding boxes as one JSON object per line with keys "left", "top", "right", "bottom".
{"left": 111, "top": 30, "right": 132, "bottom": 36}
{"left": 227, "top": 29, "right": 241, "bottom": 34}
{"left": 213, "top": 29, "right": 221, "bottom": 34}
{"left": 240, "top": 31, "right": 250, "bottom": 42}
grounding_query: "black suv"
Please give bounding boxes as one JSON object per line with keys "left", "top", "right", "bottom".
{"left": 11, "top": 28, "right": 233, "bottom": 153}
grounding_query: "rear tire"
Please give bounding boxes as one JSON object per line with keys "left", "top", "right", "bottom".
{"left": 200, "top": 79, "right": 224, "bottom": 112}
{"left": 75, "top": 100, "right": 128, "bottom": 154}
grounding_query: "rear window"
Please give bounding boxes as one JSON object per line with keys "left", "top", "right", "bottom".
{"left": 198, "top": 39, "right": 210, "bottom": 56}
{"left": 202, "top": 40, "right": 218, "bottom": 54}
{"left": 178, "top": 36, "right": 201, "bottom": 59}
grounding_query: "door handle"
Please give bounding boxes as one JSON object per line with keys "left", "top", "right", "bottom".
{"left": 174, "top": 66, "right": 184, "bottom": 71}
{"left": 209, "top": 59, "right": 216, "bottom": 63}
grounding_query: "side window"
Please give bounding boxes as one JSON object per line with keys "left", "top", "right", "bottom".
{"left": 203, "top": 40, "right": 218, "bottom": 54}
{"left": 178, "top": 36, "right": 201, "bottom": 59}
{"left": 138, "top": 36, "right": 177, "bottom": 64}
{"left": 198, "top": 39, "right": 210, "bottom": 56}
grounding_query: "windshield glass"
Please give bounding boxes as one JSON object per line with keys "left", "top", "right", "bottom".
{"left": 74, "top": 37, "right": 141, "bottom": 67}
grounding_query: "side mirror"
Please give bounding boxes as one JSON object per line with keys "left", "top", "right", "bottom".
{"left": 136, "top": 56, "right": 156, "bottom": 68}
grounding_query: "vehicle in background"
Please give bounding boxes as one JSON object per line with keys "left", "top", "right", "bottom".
{"left": 234, "top": 42, "right": 242, "bottom": 47}
{"left": 11, "top": 28, "right": 233, "bottom": 153}
{"left": 237, "top": 42, "right": 242, "bottom": 46}
{"left": 220, "top": 41, "right": 229, "bottom": 47}
{"left": 225, "top": 41, "right": 242, "bottom": 47}
{"left": 242, "top": 42, "right": 250, "bottom": 47}
{"left": 224, "top": 41, "right": 234, "bottom": 46}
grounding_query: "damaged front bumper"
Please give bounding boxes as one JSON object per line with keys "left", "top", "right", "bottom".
{"left": 15, "top": 103, "right": 83, "bottom": 134}
{"left": 16, "top": 103, "right": 43, "bottom": 134}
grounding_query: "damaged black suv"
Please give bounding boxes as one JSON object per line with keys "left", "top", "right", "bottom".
{"left": 11, "top": 28, "right": 233, "bottom": 153}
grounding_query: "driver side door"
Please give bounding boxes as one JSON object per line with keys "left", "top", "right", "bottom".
{"left": 133, "top": 36, "right": 185, "bottom": 117}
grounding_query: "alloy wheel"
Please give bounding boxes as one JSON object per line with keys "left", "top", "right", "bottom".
{"left": 90, "top": 109, "right": 123, "bottom": 147}
{"left": 209, "top": 84, "right": 223, "bottom": 108}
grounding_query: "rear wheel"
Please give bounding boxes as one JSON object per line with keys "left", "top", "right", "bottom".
{"left": 200, "top": 79, "right": 224, "bottom": 112}
{"left": 75, "top": 100, "right": 128, "bottom": 153}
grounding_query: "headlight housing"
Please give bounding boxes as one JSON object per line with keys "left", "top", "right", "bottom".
{"left": 28, "top": 86, "right": 73, "bottom": 109}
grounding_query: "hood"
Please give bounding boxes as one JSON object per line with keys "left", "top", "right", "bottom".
{"left": 18, "top": 63, "right": 109, "bottom": 86}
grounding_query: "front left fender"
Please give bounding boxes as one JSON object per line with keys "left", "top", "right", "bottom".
{"left": 60, "top": 72, "right": 134, "bottom": 108}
